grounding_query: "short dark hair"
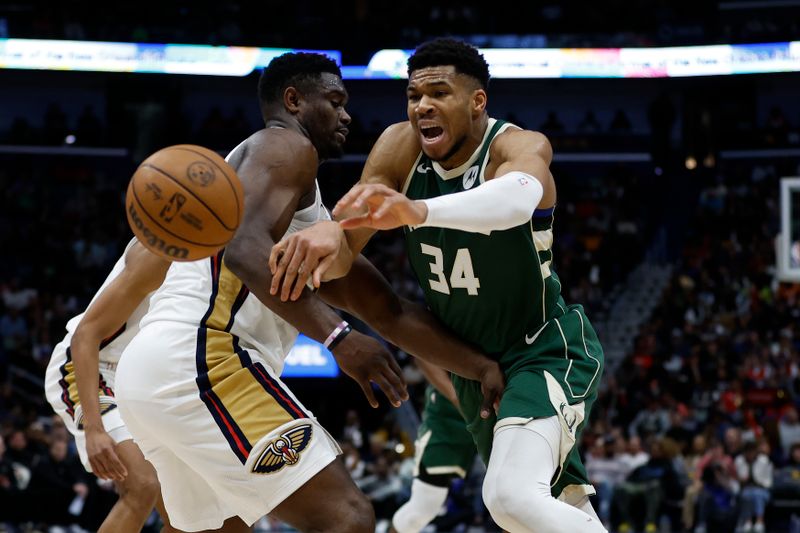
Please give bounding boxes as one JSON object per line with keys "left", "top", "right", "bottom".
{"left": 258, "top": 52, "right": 342, "bottom": 105}
{"left": 407, "top": 38, "right": 490, "bottom": 89}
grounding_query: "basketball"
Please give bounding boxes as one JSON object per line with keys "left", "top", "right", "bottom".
{"left": 125, "top": 144, "right": 244, "bottom": 261}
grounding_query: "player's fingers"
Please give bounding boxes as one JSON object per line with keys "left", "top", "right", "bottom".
{"left": 480, "top": 393, "right": 496, "bottom": 419}
{"left": 338, "top": 213, "right": 374, "bottom": 230}
{"left": 270, "top": 238, "right": 297, "bottom": 296}
{"left": 289, "top": 258, "right": 316, "bottom": 302}
{"left": 280, "top": 242, "right": 308, "bottom": 302}
{"left": 106, "top": 450, "right": 128, "bottom": 480}
{"left": 383, "top": 358, "right": 409, "bottom": 401}
{"left": 374, "top": 375, "right": 404, "bottom": 407}
{"left": 333, "top": 186, "right": 367, "bottom": 217}
{"left": 371, "top": 195, "right": 400, "bottom": 220}
{"left": 268, "top": 241, "right": 285, "bottom": 275}
{"left": 89, "top": 457, "right": 109, "bottom": 480}
{"left": 357, "top": 379, "right": 379, "bottom": 408}
{"left": 312, "top": 254, "right": 337, "bottom": 288}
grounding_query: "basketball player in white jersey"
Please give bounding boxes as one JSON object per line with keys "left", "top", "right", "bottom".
{"left": 115, "top": 52, "right": 504, "bottom": 533}
{"left": 44, "top": 239, "right": 186, "bottom": 532}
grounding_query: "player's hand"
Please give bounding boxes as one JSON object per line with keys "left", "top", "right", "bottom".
{"left": 477, "top": 361, "right": 505, "bottom": 419}
{"left": 85, "top": 427, "right": 127, "bottom": 481}
{"left": 269, "top": 221, "right": 345, "bottom": 302}
{"left": 332, "top": 331, "right": 409, "bottom": 408}
{"left": 333, "top": 184, "right": 428, "bottom": 230}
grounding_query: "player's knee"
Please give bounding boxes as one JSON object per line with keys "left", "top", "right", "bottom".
{"left": 327, "top": 490, "right": 375, "bottom": 533}
{"left": 120, "top": 468, "right": 160, "bottom": 511}
{"left": 482, "top": 470, "right": 549, "bottom": 530}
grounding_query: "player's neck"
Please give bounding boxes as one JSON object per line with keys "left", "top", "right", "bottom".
{"left": 263, "top": 116, "right": 311, "bottom": 142}
{"left": 436, "top": 115, "right": 489, "bottom": 171}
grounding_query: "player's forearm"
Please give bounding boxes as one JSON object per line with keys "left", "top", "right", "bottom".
{"left": 418, "top": 171, "right": 543, "bottom": 234}
{"left": 387, "top": 299, "right": 495, "bottom": 382}
{"left": 69, "top": 333, "right": 104, "bottom": 431}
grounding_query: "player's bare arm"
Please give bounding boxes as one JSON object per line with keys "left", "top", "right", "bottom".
{"left": 269, "top": 121, "right": 419, "bottom": 299}
{"left": 225, "top": 129, "right": 408, "bottom": 408}
{"left": 70, "top": 241, "right": 171, "bottom": 481}
{"left": 319, "top": 256, "right": 503, "bottom": 418}
{"left": 415, "top": 358, "right": 460, "bottom": 408}
{"left": 337, "top": 128, "right": 554, "bottom": 234}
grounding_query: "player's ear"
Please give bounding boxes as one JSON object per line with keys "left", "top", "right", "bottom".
{"left": 472, "top": 89, "right": 487, "bottom": 117}
{"left": 284, "top": 86, "right": 302, "bottom": 114}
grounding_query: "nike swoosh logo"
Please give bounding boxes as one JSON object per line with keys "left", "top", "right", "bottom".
{"left": 417, "top": 164, "right": 431, "bottom": 173}
{"left": 524, "top": 323, "right": 548, "bottom": 345}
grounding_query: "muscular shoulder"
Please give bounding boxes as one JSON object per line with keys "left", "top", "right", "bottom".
{"left": 230, "top": 128, "right": 318, "bottom": 189}
{"left": 490, "top": 128, "right": 553, "bottom": 166}
{"left": 362, "top": 122, "right": 421, "bottom": 189}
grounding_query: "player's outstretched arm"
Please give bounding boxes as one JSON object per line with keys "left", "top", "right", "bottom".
{"left": 338, "top": 129, "right": 555, "bottom": 234}
{"left": 70, "top": 241, "right": 171, "bottom": 481}
{"left": 224, "top": 131, "right": 408, "bottom": 408}
{"left": 320, "top": 255, "right": 503, "bottom": 419}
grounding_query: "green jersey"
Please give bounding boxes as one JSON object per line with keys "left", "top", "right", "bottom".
{"left": 403, "top": 118, "right": 564, "bottom": 356}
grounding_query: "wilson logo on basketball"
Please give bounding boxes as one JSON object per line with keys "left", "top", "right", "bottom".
{"left": 187, "top": 161, "right": 216, "bottom": 186}
{"left": 252, "top": 424, "right": 313, "bottom": 474}
{"left": 127, "top": 202, "right": 190, "bottom": 260}
{"left": 159, "top": 192, "right": 187, "bottom": 222}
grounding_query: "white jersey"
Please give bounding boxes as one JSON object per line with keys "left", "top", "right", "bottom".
{"left": 140, "top": 141, "right": 330, "bottom": 374}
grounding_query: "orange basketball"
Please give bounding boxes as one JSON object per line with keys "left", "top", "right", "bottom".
{"left": 125, "top": 144, "right": 244, "bottom": 262}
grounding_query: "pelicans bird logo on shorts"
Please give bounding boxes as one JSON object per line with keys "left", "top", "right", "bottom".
{"left": 251, "top": 424, "right": 313, "bottom": 474}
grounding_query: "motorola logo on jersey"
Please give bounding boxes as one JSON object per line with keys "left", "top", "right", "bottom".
{"left": 251, "top": 424, "right": 313, "bottom": 474}
{"left": 187, "top": 161, "right": 216, "bottom": 186}
{"left": 463, "top": 165, "right": 479, "bottom": 189}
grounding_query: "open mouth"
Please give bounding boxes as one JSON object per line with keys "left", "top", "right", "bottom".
{"left": 420, "top": 124, "right": 444, "bottom": 143}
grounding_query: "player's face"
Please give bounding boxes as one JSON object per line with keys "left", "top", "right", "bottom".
{"left": 303, "top": 73, "right": 351, "bottom": 160}
{"left": 407, "top": 66, "right": 482, "bottom": 163}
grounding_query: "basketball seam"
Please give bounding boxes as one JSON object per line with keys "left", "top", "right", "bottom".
{"left": 171, "top": 146, "right": 242, "bottom": 222}
{"left": 140, "top": 163, "right": 236, "bottom": 231}
{"left": 130, "top": 182, "right": 230, "bottom": 248}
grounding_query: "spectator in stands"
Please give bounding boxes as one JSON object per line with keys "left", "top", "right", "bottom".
{"left": 29, "top": 437, "right": 88, "bottom": 527}
{"left": 620, "top": 434, "right": 650, "bottom": 473}
{"left": 585, "top": 436, "right": 629, "bottom": 528}
{"left": 682, "top": 434, "right": 710, "bottom": 531}
{"left": 539, "top": 110, "right": 565, "bottom": 135}
{"left": 779, "top": 406, "right": 800, "bottom": 460}
{"left": 609, "top": 109, "right": 633, "bottom": 134}
{"left": 628, "top": 397, "right": 671, "bottom": 439}
{"left": 735, "top": 440, "right": 773, "bottom": 533}
{"left": 614, "top": 437, "right": 684, "bottom": 533}
{"left": 772, "top": 442, "right": 800, "bottom": 500}
{"left": 694, "top": 447, "right": 740, "bottom": 533}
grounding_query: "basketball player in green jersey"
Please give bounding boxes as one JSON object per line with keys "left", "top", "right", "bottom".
{"left": 269, "top": 38, "right": 606, "bottom": 533}
{"left": 390, "top": 359, "right": 477, "bottom": 533}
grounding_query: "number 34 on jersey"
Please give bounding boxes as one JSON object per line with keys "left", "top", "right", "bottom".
{"left": 420, "top": 243, "right": 481, "bottom": 296}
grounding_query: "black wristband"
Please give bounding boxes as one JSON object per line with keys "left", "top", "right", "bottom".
{"left": 326, "top": 325, "right": 352, "bottom": 351}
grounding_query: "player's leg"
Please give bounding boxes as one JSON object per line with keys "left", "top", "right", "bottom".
{"left": 267, "top": 458, "right": 375, "bottom": 533}
{"left": 390, "top": 476, "right": 451, "bottom": 533}
{"left": 482, "top": 417, "right": 606, "bottom": 533}
{"left": 99, "top": 439, "right": 159, "bottom": 533}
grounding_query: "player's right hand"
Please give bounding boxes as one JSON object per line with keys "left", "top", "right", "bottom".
{"left": 86, "top": 427, "right": 127, "bottom": 481}
{"left": 269, "top": 221, "right": 346, "bottom": 301}
{"left": 478, "top": 360, "right": 505, "bottom": 419}
{"left": 331, "top": 331, "right": 409, "bottom": 408}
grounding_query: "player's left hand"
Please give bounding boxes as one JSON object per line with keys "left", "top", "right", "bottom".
{"left": 333, "top": 183, "right": 428, "bottom": 230}
{"left": 269, "top": 221, "right": 345, "bottom": 301}
{"left": 477, "top": 360, "right": 505, "bottom": 419}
